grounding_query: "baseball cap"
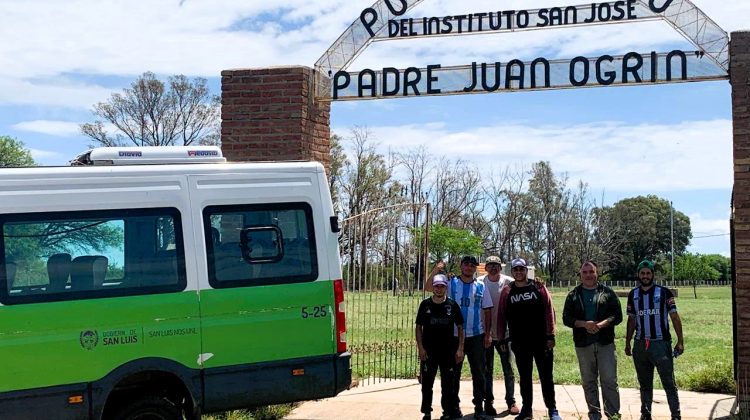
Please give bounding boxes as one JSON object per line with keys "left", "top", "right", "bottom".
{"left": 511, "top": 258, "right": 527, "bottom": 269}
{"left": 432, "top": 274, "right": 449, "bottom": 287}
{"left": 485, "top": 256, "right": 502, "bottom": 265}
{"left": 637, "top": 259, "right": 655, "bottom": 272}
{"left": 461, "top": 256, "right": 478, "bottom": 266}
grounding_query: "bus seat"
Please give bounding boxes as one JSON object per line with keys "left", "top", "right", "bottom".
{"left": 211, "top": 227, "right": 221, "bottom": 246}
{"left": 214, "top": 242, "right": 245, "bottom": 281}
{"left": 71, "top": 256, "right": 109, "bottom": 290}
{"left": 4, "top": 261, "right": 16, "bottom": 287}
{"left": 47, "top": 253, "right": 72, "bottom": 292}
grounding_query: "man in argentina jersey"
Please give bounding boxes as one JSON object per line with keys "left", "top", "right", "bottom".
{"left": 624, "top": 260, "right": 684, "bottom": 420}
{"left": 426, "top": 256, "right": 493, "bottom": 418}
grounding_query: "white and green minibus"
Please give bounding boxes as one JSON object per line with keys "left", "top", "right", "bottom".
{"left": 0, "top": 146, "right": 350, "bottom": 419}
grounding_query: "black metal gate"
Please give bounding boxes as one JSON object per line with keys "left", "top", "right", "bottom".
{"left": 340, "top": 203, "right": 430, "bottom": 385}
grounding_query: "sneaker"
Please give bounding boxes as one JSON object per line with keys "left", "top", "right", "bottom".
{"left": 484, "top": 403, "right": 498, "bottom": 416}
{"left": 508, "top": 404, "right": 520, "bottom": 415}
{"left": 440, "top": 414, "right": 453, "bottom": 420}
{"left": 450, "top": 409, "right": 463, "bottom": 419}
{"left": 549, "top": 410, "right": 563, "bottom": 420}
{"left": 474, "top": 406, "right": 484, "bottom": 418}
{"left": 422, "top": 415, "right": 431, "bottom": 420}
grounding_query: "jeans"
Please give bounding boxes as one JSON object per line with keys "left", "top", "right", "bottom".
{"left": 455, "top": 334, "right": 487, "bottom": 409}
{"left": 512, "top": 341, "right": 556, "bottom": 413}
{"left": 485, "top": 339, "right": 516, "bottom": 407}
{"left": 575, "top": 342, "right": 620, "bottom": 419}
{"left": 421, "top": 351, "right": 458, "bottom": 415}
{"left": 632, "top": 339, "right": 681, "bottom": 419}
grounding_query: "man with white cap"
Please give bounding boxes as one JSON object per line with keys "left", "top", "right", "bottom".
{"left": 496, "top": 258, "right": 561, "bottom": 420}
{"left": 480, "top": 255, "right": 519, "bottom": 416}
{"left": 416, "top": 274, "right": 465, "bottom": 420}
{"left": 426, "top": 256, "right": 493, "bottom": 419}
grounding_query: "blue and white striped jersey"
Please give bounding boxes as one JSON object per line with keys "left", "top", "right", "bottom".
{"left": 448, "top": 276, "right": 494, "bottom": 337}
{"left": 627, "top": 285, "right": 678, "bottom": 341}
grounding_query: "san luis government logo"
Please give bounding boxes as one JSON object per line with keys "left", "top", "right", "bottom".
{"left": 79, "top": 330, "right": 99, "bottom": 350}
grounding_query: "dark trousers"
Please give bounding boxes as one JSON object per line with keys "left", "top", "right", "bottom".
{"left": 512, "top": 342, "right": 556, "bottom": 413}
{"left": 421, "top": 351, "right": 458, "bottom": 415}
{"left": 632, "top": 339, "right": 681, "bottom": 419}
{"left": 485, "top": 339, "right": 516, "bottom": 407}
{"left": 454, "top": 334, "right": 487, "bottom": 409}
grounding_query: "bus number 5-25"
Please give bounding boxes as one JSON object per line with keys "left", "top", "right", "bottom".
{"left": 301, "top": 305, "right": 327, "bottom": 319}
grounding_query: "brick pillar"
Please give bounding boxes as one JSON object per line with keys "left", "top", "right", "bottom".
{"left": 732, "top": 30, "right": 750, "bottom": 412}
{"left": 220, "top": 66, "right": 330, "bottom": 170}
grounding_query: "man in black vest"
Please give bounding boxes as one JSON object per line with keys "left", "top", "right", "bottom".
{"left": 624, "top": 260, "right": 684, "bottom": 420}
{"left": 562, "top": 261, "right": 622, "bottom": 420}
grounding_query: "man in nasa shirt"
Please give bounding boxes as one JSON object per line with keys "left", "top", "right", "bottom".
{"left": 625, "top": 260, "right": 684, "bottom": 420}
{"left": 496, "top": 258, "right": 561, "bottom": 420}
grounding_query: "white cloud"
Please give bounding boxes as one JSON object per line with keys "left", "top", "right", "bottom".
{"left": 28, "top": 148, "right": 66, "bottom": 164}
{"left": 12, "top": 120, "right": 81, "bottom": 137}
{"left": 687, "top": 213, "right": 731, "bottom": 256}
{"left": 333, "top": 118, "right": 733, "bottom": 191}
{"left": 0, "top": 77, "right": 112, "bottom": 109}
{"left": 0, "top": 0, "right": 742, "bottom": 108}
{"left": 690, "top": 212, "right": 730, "bottom": 237}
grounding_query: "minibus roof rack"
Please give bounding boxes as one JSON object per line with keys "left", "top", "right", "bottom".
{"left": 69, "top": 146, "right": 226, "bottom": 166}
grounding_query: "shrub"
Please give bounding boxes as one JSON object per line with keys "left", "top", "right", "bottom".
{"left": 684, "top": 362, "right": 736, "bottom": 394}
{"left": 204, "top": 404, "right": 296, "bottom": 420}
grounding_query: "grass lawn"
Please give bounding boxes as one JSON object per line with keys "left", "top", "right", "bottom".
{"left": 347, "top": 286, "right": 735, "bottom": 394}
{"left": 547, "top": 286, "right": 733, "bottom": 393}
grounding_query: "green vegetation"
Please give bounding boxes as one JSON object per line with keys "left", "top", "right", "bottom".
{"left": 548, "top": 285, "right": 733, "bottom": 393}
{"left": 346, "top": 286, "right": 735, "bottom": 394}
{"left": 204, "top": 404, "right": 296, "bottom": 420}
{"left": 413, "top": 223, "right": 483, "bottom": 271}
{"left": 0, "top": 135, "right": 35, "bottom": 167}
{"left": 666, "top": 253, "right": 731, "bottom": 283}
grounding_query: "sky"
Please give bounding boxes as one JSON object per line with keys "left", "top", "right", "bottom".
{"left": 0, "top": 0, "right": 746, "bottom": 256}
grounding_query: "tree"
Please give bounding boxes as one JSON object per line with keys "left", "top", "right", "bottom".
{"left": 81, "top": 72, "right": 220, "bottom": 147}
{"left": 596, "top": 195, "right": 692, "bottom": 280}
{"left": 671, "top": 253, "right": 721, "bottom": 283}
{"left": 328, "top": 134, "right": 346, "bottom": 211}
{"left": 666, "top": 253, "right": 730, "bottom": 283}
{"left": 0, "top": 136, "right": 35, "bottom": 167}
{"left": 703, "top": 254, "right": 731, "bottom": 283}
{"left": 429, "top": 157, "right": 483, "bottom": 227}
{"left": 414, "top": 223, "right": 483, "bottom": 271}
{"left": 524, "top": 161, "right": 580, "bottom": 284}
{"left": 336, "top": 127, "right": 402, "bottom": 288}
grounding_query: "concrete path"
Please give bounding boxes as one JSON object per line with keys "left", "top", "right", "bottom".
{"left": 287, "top": 379, "right": 737, "bottom": 420}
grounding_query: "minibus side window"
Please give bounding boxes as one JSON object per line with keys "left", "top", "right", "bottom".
{"left": 0, "top": 208, "right": 186, "bottom": 305}
{"left": 204, "top": 203, "right": 318, "bottom": 288}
